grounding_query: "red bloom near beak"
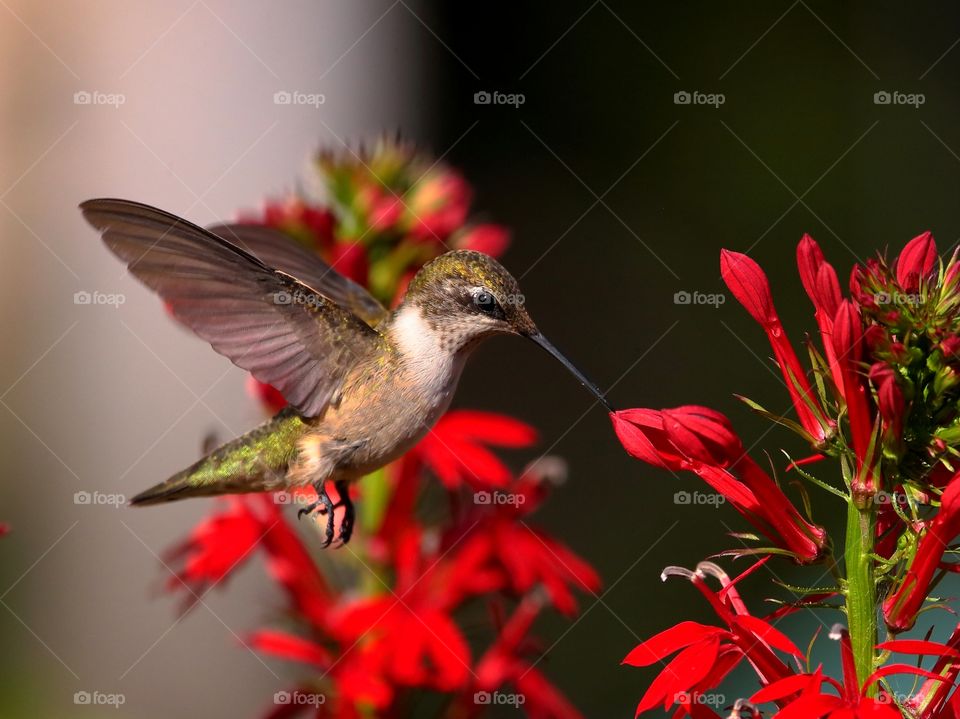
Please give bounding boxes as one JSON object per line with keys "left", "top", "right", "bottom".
{"left": 611, "top": 407, "right": 826, "bottom": 563}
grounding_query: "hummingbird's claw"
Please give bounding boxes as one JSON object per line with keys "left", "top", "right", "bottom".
{"left": 335, "top": 480, "right": 354, "bottom": 547}
{"left": 297, "top": 480, "right": 355, "bottom": 547}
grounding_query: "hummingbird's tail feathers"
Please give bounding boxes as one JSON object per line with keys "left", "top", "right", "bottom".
{"left": 129, "top": 409, "right": 310, "bottom": 506}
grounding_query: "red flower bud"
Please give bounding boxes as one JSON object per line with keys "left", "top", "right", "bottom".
{"left": 722, "top": 249, "right": 826, "bottom": 442}
{"left": 721, "top": 249, "right": 775, "bottom": 326}
{"left": 896, "top": 230, "right": 937, "bottom": 293}
{"left": 869, "top": 362, "right": 905, "bottom": 441}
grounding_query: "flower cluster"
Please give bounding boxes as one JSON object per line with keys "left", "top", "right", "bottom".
{"left": 613, "top": 233, "right": 960, "bottom": 717}
{"left": 163, "top": 140, "right": 597, "bottom": 717}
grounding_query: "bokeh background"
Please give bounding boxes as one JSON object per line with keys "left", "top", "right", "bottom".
{"left": 2, "top": 1, "right": 960, "bottom": 716}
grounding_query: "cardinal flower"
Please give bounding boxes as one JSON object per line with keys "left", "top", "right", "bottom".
{"left": 610, "top": 406, "right": 826, "bottom": 562}
{"left": 623, "top": 561, "right": 801, "bottom": 717}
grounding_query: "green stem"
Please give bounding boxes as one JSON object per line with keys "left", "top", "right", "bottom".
{"left": 844, "top": 500, "right": 878, "bottom": 693}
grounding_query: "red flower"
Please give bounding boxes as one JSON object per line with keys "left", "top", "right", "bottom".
{"left": 165, "top": 497, "right": 266, "bottom": 599}
{"left": 721, "top": 249, "right": 827, "bottom": 442}
{"left": 611, "top": 407, "right": 826, "bottom": 562}
{"left": 623, "top": 561, "right": 801, "bottom": 717}
{"left": 416, "top": 410, "right": 538, "bottom": 490}
{"left": 884, "top": 473, "right": 960, "bottom": 632}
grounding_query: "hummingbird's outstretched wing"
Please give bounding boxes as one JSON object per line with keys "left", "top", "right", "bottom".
{"left": 81, "top": 198, "right": 383, "bottom": 418}
{"left": 206, "top": 222, "right": 389, "bottom": 328}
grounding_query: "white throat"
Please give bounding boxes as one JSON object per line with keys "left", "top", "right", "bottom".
{"left": 390, "top": 304, "right": 469, "bottom": 413}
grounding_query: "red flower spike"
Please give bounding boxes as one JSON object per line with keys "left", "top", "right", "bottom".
{"left": 884, "top": 473, "right": 960, "bottom": 632}
{"left": 721, "top": 249, "right": 827, "bottom": 442}
{"left": 154, "top": 141, "right": 596, "bottom": 718}
{"left": 896, "top": 231, "right": 937, "bottom": 293}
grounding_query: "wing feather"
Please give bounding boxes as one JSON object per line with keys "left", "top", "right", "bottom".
{"left": 81, "top": 198, "right": 383, "bottom": 418}
{"left": 206, "top": 222, "right": 389, "bottom": 328}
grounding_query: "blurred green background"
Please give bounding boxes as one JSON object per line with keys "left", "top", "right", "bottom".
{"left": 3, "top": 1, "right": 960, "bottom": 717}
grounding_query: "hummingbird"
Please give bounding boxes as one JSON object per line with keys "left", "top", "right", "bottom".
{"left": 81, "top": 199, "right": 611, "bottom": 546}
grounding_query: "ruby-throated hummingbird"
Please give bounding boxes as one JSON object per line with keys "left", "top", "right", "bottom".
{"left": 81, "top": 199, "right": 611, "bottom": 545}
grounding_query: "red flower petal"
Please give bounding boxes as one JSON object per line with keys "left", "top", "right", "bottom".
{"left": 248, "top": 629, "right": 332, "bottom": 668}
{"left": 622, "top": 621, "right": 724, "bottom": 667}
{"left": 636, "top": 636, "right": 721, "bottom": 715}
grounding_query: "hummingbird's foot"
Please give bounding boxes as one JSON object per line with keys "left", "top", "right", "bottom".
{"left": 335, "top": 480, "right": 354, "bottom": 546}
{"left": 296, "top": 481, "right": 354, "bottom": 547}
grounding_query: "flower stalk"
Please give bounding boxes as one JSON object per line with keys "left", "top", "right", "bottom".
{"left": 844, "top": 500, "right": 877, "bottom": 693}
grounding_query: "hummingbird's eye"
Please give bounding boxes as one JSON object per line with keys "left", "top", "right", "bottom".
{"left": 472, "top": 288, "right": 503, "bottom": 318}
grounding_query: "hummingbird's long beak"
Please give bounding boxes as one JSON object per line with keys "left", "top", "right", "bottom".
{"left": 527, "top": 332, "right": 613, "bottom": 411}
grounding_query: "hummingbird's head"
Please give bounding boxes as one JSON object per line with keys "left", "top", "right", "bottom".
{"left": 405, "top": 250, "right": 537, "bottom": 340}
{"left": 397, "top": 250, "right": 611, "bottom": 409}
